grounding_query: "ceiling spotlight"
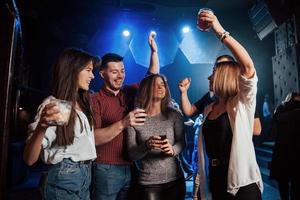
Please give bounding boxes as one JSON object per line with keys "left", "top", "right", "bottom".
{"left": 122, "top": 30, "right": 130, "bottom": 37}
{"left": 182, "top": 26, "right": 190, "bottom": 33}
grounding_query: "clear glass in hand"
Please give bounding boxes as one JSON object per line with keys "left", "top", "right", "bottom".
{"left": 197, "top": 8, "right": 214, "bottom": 32}
{"left": 48, "top": 98, "right": 72, "bottom": 126}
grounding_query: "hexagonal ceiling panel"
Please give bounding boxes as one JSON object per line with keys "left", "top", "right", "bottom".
{"left": 129, "top": 30, "right": 179, "bottom": 68}
{"left": 179, "top": 30, "right": 225, "bottom": 64}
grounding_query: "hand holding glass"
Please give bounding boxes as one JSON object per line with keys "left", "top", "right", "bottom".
{"left": 134, "top": 108, "right": 147, "bottom": 125}
{"left": 197, "top": 8, "right": 214, "bottom": 32}
{"left": 48, "top": 98, "right": 72, "bottom": 126}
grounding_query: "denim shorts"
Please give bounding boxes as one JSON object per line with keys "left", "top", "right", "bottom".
{"left": 44, "top": 159, "right": 92, "bottom": 200}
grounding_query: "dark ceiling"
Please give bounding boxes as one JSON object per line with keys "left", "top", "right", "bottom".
{"left": 16, "top": 0, "right": 256, "bottom": 46}
{"left": 16, "top": 0, "right": 297, "bottom": 47}
{"left": 13, "top": 0, "right": 298, "bottom": 49}
{"left": 7, "top": 0, "right": 295, "bottom": 48}
{"left": 7, "top": 0, "right": 298, "bottom": 93}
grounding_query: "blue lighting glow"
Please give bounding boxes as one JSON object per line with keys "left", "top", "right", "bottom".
{"left": 129, "top": 29, "right": 179, "bottom": 68}
{"left": 123, "top": 30, "right": 130, "bottom": 37}
{"left": 179, "top": 31, "right": 227, "bottom": 64}
{"left": 182, "top": 26, "right": 190, "bottom": 33}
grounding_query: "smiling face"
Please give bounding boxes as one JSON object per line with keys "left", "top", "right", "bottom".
{"left": 152, "top": 76, "right": 166, "bottom": 101}
{"left": 77, "top": 61, "right": 95, "bottom": 91}
{"left": 100, "top": 61, "right": 125, "bottom": 93}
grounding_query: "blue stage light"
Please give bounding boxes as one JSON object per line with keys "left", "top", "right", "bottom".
{"left": 123, "top": 30, "right": 130, "bottom": 37}
{"left": 182, "top": 26, "right": 190, "bottom": 33}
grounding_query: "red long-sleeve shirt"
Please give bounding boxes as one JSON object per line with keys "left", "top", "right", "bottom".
{"left": 90, "top": 85, "right": 138, "bottom": 164}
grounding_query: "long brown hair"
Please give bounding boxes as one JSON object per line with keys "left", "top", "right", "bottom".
{"left": 213, "top": 61, "right": 240, "bottom": 101}
{"left": 52, "top": 48, "right": 101, "bottom": 146}
{"left": 135, "top": 74, "right": 171, "bottom": 118}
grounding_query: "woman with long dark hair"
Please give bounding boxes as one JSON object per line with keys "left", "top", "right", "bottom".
{"left": 126, "top": 74, "right": 186, "bottom": 200}
{"left": 24, "top": 48, "right": 101, "bottom": 199}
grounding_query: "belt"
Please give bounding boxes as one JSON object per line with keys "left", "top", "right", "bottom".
{"left": 78, "top": 160, "right": 93, "bottom": 165}
{"left": 209, "top": 158, "right": 228, "bottom": 167}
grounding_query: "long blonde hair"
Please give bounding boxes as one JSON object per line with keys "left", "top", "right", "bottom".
{"left": 213, "top": 61, "right": 240, "bottom": 100}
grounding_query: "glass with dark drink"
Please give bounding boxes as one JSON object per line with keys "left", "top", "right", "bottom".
{"left": 197, "top": 8, "right": 214, "bottom": 32}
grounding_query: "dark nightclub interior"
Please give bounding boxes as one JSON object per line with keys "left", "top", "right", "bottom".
{"left": 1, "top": 0, "right": 299, "bottom": 199}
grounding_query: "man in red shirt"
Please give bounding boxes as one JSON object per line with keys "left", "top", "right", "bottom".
{"left": 91, "top": 33, "right": 159, "bottom": 200}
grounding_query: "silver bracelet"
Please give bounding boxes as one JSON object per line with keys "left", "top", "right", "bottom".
{"left": 220, "top": 31, "right": 230, "bottom": 42}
